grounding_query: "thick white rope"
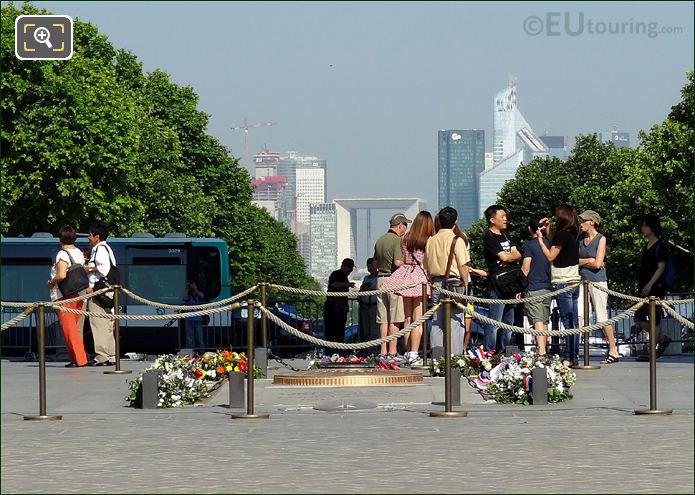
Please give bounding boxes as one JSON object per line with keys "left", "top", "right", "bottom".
{"left": 660, "top": 302, "right": 694, "bottom": 329}
{"left": 433, "top": 283, "right": 579, "bottom": 305}
{"left": 0, "top": 307, "right": 35, "bottom": 331}
{"left": 268, "top": 283, "right": 418, "bottom": 298}
{"left": 119, "top": 285, "right": 258, "bottom": 310}
{"left": 54, "top": 302, "right": 242, "bottom": 320}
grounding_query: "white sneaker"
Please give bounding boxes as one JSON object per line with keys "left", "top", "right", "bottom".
{"left": 410, "top": 356, "right": 424, "bottom": 366}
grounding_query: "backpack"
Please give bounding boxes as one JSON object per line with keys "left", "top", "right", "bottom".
{"left": 57, "top": 249, "right": 90, "bottom": 296}
{"left": 92, "top": 244, "right": 120, "bottom": 309}
{"left": 656, "top": 241, "right": 675, "bottom": 289}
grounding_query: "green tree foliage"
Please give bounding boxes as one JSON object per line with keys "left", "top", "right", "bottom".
{"left": 1, "top": 3, "right": 317, "bottom": 291}
{"left": 479, "top": 72, "right": 694, "bottom": 295}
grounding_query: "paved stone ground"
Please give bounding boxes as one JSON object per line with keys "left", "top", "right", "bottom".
{"left": 1, "top": 355, "right": 693, "bottom": 493}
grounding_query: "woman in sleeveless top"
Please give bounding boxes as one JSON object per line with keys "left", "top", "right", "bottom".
{"left": 382, "top": 211, "right": 433, "bottom": 365}
{"left": 578, "top": 210, "right": 619, "bottom": 364}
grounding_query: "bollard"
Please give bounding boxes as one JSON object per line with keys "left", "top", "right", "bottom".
{"left": 574, "top": 280, "right": 600, "bottom": 370}
{"left": 422, "top": 283, "right": 428, "bottom": 366}
{"left": 228, "top": 371, "right": 245, "bottom": 408}
{"left": 451, "top": 367, "right": 461, "bottom": 406}
{"left": 635, "top": 298, "right": 672, "bottom": 415}
{"left": 430, "top": 300, "right": 467, "bottom": 417}
{"left": 531, "top": 367, "right": 548, "bottom": 405}
{"left": 261, "top": 283, "right": 268, "bottom": 349}
{"left": 232, "top": 300, "right": 269, "bottom": 419}
{"left": 254, "top": 347, "right": 268, "bottom": 377}
{"left": 505, "top": 345, "right": 519, "bottom": 357}
{"left": 104, "top": 286, "right": 131, "bottom": 375}
{"left": 140, "top": 370, "right": 163, "bottom": 409}
{"left": 24, "top": 304, "right": 62, "bottom": 421}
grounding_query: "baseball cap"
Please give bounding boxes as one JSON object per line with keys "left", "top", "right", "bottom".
{"left": 579, "top": 210, "right": 601, "bottom": 225}
{"left": 389, "top": 213, "right": 412, "bottom": 226}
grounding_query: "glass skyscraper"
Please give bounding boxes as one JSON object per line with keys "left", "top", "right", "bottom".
{"left": 438, "top": 130, "right": 485, "bottom": 229}
{"left": 309, "top": 203, "right": 337, "bottom": 280}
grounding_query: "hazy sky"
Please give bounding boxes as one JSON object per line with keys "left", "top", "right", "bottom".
{"left": 28, "top": 1, "right": 695, "bottom": 211}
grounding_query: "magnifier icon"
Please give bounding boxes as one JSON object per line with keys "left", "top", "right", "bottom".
{"left": 33, "top": 27, "right": 53, "bottom": 49}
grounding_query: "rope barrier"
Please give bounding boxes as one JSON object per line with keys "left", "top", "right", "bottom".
{"left": 588, "top": 283, "right": 649, "bottom": 304}
{"left": 257, "top": 302, "right": 441, "bottom": 350}
{"left": 456, "top": 300, "right": 645, "bottom": 336}
{"left": 119, "top": 285, "right": 259, "bottom": 310}
{"left": 55, "top": 303, "right": 241, "bottom": 320}
{"left": 1, "top": 287, "right": 113, "bottom": 309}
{"left": 433, "top": 283, "right": 579, "bottom": 305}
{"left": 659, "top": 302, "right": 695, "bottom": 329}
{"left": 267, "top": 283, "right": 417, "bottom": 298}
{"left": 659, "top": 298, "right": 695, "bottom": 306}
{"left": 0, "top": 307, "right": 35, "bottom": 331}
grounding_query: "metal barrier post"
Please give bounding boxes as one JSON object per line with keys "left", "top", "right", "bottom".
{"left": 430, "top": 300, "right": 467, "bottom": 418}
{"left": 105, "top": 286, "right": 131, "bottom": 375}
{"left": 421, "top": 283, "right": 428, "bottom": 366}
{"left": 232, "top": 300, "right": 269, "bottom": 419}
{"left": 24, "top": 304, "right": 62, "bottom": 421}
{"left": 635, "top": 298, "right": 672, "bottom": 415}
{"left": 574, "top": 280, "right": 600, "bottom": 370}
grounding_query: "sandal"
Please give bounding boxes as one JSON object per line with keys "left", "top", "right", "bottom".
{"left": 601, "top": 354, "right": 620, "bottom": 364}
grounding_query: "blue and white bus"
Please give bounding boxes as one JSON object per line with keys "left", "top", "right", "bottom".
{"left": 1, "top": 232, "right": 232, "bottom": 355}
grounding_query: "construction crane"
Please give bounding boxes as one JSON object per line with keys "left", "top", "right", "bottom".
{"left": 230, "top": 119, "right": 277, "bottom": 175}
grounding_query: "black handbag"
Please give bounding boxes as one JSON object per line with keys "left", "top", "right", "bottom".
{"left": 57, "top": 250, "right": 90, "bottom": 296}
{"left": 444, "top": 236, "right": 467, "bottom": 294}
{"left": 492, "top": 265, "right": 528, "bottom": 296}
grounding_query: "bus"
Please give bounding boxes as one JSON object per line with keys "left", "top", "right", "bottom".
{"left": 1, "top": 232, "right": 231, "bottom": 356}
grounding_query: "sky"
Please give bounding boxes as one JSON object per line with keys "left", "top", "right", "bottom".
{"left": 24, "top": 1, "right": 695, "bottom": 213}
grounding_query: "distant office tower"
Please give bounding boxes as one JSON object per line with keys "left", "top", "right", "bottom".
{"left": 479, "top": 78, "right": 549, "bottom": 217}
{"left": 277, "top": 152, "right": 327, "bottom": 231}
{"left": 253, "top": 147, "right": 281, "bottom": 179}
{"left": 296, "top": 167, "right": 326, "bottom": 229}
{"left": 484, "top": 152, "right": 494, "bottom": 171}
{"left": 540, "top": 135, "right": 571, "bottom": 160}
{"left": 438, "top": 130, "right": 485, "bottom": 229}
{"left": 601, "top": 127, "right": 630, "bottom": 149}
{"left": 309, "top": 203, "right": 337, "bottom": 279}
{"left": 251, "top": 176, "right": 288, "bottom": 220}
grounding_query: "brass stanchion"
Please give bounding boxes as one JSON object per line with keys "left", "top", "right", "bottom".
{"left": 260, "top": 283, "right": 268, "bottom": 349}
{"left": 574, "top": 280, "right": 600, "bottom": 370}
{"left": 24, "top": 304, "right": 62, "bottom": 421}
{"left": 635, "top": 298, "right": 672, "bottom": 415}
{"left": 232, "top": 300, "right": 269, "bottom": 420}
{"left": 104, "top": 286, "right": 131, "bottom": 375}
{"left": 430, "top": 299, "right": 467, "bottom": 418}
{"left": 421, "top": 283, "right": 428, "bottom": 367}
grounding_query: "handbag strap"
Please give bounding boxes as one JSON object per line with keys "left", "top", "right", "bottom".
{"left": 444, "top": 235, "right": 461, "bottom": 281}
{"left": 60, "top": 249, "right": 76, "bottom": 267}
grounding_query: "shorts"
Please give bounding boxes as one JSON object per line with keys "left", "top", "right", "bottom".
{"left": 587, "top": 281, "right": 609, "bottom": 324}
{"left": 376, "top": 276, "right": 404, "bottom": 324}
{"left": 464, "top": 303, "right": 473, "bottom": 319}
{"left": 523, "top": 289, "right": 552, "bottom": 324}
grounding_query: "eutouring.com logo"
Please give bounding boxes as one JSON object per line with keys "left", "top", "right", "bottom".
{"left": 523, "top": 12, "right": 684, "bottom": 38}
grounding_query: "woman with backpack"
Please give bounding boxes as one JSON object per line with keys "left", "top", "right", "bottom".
{"left": 46, "top": 225, "right": 89, "bottom": 367}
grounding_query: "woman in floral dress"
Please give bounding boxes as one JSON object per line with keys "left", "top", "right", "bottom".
{"left": 382, "top": 211, "right": 434, "bottom": 365}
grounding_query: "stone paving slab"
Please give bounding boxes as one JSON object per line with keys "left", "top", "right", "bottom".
{"left": 1, "top": 356, "right": 693, "bottom": 493}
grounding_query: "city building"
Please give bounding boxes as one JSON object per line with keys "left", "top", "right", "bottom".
{"left": 484, "top": 152, "right": 494, "bottom": 171}
{"left": 253, "top": 147, "right": 281, "bottom": 179}
{"left": 309, "top": 203, "right": 337, "bottom": 280}
{"left": 479, "top": 78, "right": 549, "bottom": 216}
{"left": 277, "top": 152, "right": 327, "bottom": 232}
{"left": 251, "top": 175, "right": 287, "bottom": 220}
{"left": 437, "top": 130, "right": 485, "bottom": 229}
{"left": 333, "top": 198, "right": 426, "bottom": 265}
{"left": 601, "top": 127, "right": 630, "bottom": 148}
{"left": 296, "top": 166, "right": 326, "bottom": 228}
{"left": 539, "top": 134, "right": 572, "bottom": 160}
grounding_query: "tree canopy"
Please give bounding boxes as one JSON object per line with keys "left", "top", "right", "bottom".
{"left": 1, "top": 3, "right": 318, "bottom": 291}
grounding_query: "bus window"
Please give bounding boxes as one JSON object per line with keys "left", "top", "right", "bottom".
{"left": 1, "top": 259, "right": 52, "bottom": 302}
{"left": 127, "top": 257, "right": 186, "bottom": 304}
{"left": 192, "top": 247, "right": 221, "bottom": 300}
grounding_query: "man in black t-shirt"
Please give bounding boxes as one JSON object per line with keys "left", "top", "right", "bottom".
{"left": 482, "top": 205, "right": 522, "bottom": 353}
{"left": 324, "top": 258, "right": 355, "bottom": 354}
{"left": 634, "top": 215, "right": 670, "bottom": 361}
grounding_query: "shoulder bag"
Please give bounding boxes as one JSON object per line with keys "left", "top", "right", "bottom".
{"left": 444, "top": 236, "right": 467, "bottom": 295}
{"left": 57, "top": 249, "right": 90, "bottom": 296}
{"left": 491, "top": 233, "right": 528, "bottom": 297}
{"left": 92, "top": 245, "right": 120, "bottom": 309}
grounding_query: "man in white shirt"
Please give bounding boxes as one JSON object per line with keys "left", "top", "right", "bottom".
{"left": 84, "top": 222, "right": 116, "bottom": 366}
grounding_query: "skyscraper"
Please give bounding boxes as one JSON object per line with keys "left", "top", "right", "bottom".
{"left": 277, "top": 152, "right": 327, "bottom": 231}
{"left": 539, "top": 135, "right": 571, "bottom": 160}
{"left": 601, "top": 127, "right": 630, "bottom": 148}
{"left": 309, "top": 203, "right": 337, "bottom": 280}
{"left": 438, "top": 130, "right": 485, "bottom": 229}
{"left": 479, "top": 78, "right": 549, "bottom": 216}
